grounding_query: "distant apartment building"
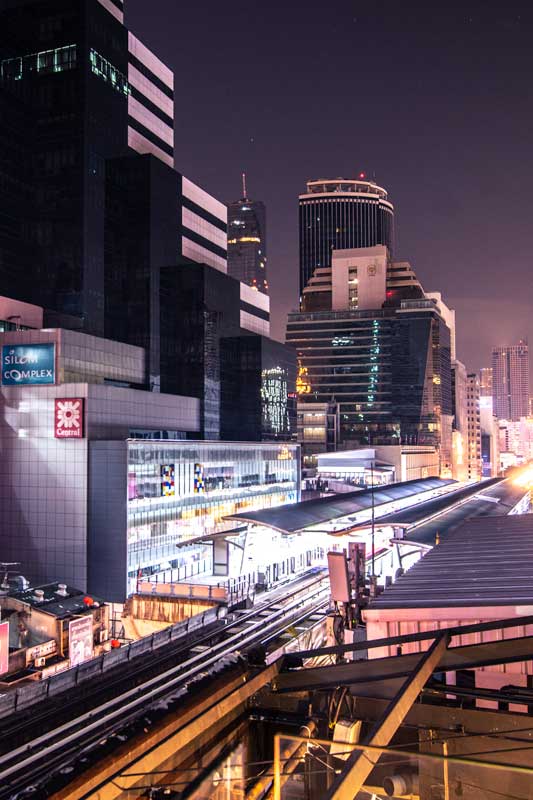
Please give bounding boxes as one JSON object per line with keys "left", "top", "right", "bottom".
{"left": 491, "top": 341, "right": 529, "bottom": 421}
{"left": 466, "top": 373, "right": 482, "bottom": 480}
{"left": 479, "top": 367, "right": 493, "bottom": 397}
{"left": 451, "top": 360, "right": 468, "bottom": 481}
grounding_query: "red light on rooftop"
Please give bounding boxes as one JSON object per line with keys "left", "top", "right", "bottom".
{"left": 386, "top": 291, "right": 393, "bottom": 297}
{"left": 359, "top": 172, "right": 366, "bottom": 179}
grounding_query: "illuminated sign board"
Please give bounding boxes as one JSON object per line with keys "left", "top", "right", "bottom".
{"left": 55, "top": 398, "right": 84, "bottom": 439}
{"left": 1, "top": 343, "right": 55, "bottom": 386}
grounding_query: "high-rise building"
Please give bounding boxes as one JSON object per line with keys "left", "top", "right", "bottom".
{"left": 466, "top": 373, "right": 482, "bottom": 480}
{"left": 491, "top": 341, "right": 529, "bottom": 421}
{"left": 0, "top": 0, "right": 174, "bottom": 334}
{"left": 0, "top": 0, "right": 302, "bottom": 466}
{"left": 451, "top": 360, "right": 468, "bottom": 481}
{"left": 227, "top": 175, "right": 268, "bottom": 294}
{"left": 299, "top": 175, "right": 394, "bottom": 296}
{"left": 287, "top": 245, "right": 452, "bottom": 451}
{"left": 160, "top": 263, "right": 293, "bottom": 441}
{"left": 480, "top": 367, "right": 493, "bottom": 398}
{"left": 480, "top": 395, "right": 500, "bottom": 478}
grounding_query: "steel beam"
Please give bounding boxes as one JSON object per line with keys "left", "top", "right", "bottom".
{"left": 290, "top": 614, "right": 533, "bottom": 660}
{"left": 50, "top": 663, "right": 280, "bottom": 800}
{"left": 274, "top": 634, "right": 533, "bottom": 693}
{"left": 325, "top": 633, "right": 450, "bottom": 800}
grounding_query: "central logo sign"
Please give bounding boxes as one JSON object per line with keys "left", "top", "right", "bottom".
{"left": 2, "top": 343, "right": 56, "bottom": 386}
{"left": 55, "top": 398, "right": 84, "bottom": 439}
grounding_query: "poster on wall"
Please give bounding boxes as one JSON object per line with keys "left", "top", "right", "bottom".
{"left": 1, "top": 343, "right": 56, "bottom": 385}
{"left": 128, "top": 472, "right": 138, "bottom": 501}
{"left": 161, "top": 464, "right": 175, "bottom": 496}
{"left": 55, "top": 398, "right": 84, "bottom": 439}
{"left": 0, "top": 621, "right": 9, "bottom": 676}
{"left": 194, "top": 462, "right": 205, "bottom": 494}
{"left": 68, "top": 616, "right": 94, "bottom": 667}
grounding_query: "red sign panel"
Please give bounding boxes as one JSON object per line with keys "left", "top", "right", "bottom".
{"left": 0, "top": 620, "right": 9, "bottom": 676}
{"left": 55, "top": 398, "right": 84, "bottom": 439}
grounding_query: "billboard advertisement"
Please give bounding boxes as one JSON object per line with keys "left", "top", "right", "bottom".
{"left": 0, "top": 621, "right": 8, "bottom": 676}
{"left": 161, "top": 464, "right": 175, "bottom": 496}
{"left": 68, "top": 616, "right": 94, "bottom": 667}
{"left": 194, "top": 462, "right": 205, "bottom": 493}
{"left": 55, "top": 398, "right": 84, "bottom": 439}
{"left": 1, "top": 343, "right": 55, "bottom": 386}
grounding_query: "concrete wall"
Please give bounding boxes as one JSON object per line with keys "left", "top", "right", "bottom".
{"left": 332, "top": 246, "right": 388, "bottom": 311}
{"left": 0, "top": 382, "right": 200, "bottom": 592}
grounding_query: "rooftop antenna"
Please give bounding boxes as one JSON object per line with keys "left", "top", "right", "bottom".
{"left": 242, "top": 171, "right": 248, "bottom": 200}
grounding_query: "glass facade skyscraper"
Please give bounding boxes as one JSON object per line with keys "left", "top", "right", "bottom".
{"left": 227, "top": 187, "right": 268, "bottom": 294}
{"left": 287, "top": 302, "right": 451, "bottom": 449}
{"left": 299, "top": 176, "right": 394, "bottom": 295}
{"left": 0, "top": 0, "right": 174, "bottom": 335}
{"left": 89, "top": 439, "right": 300, "bottom": 599}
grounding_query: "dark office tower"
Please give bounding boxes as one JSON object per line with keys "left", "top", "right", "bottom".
{"left": 221, "top": 337, "right": 296, "bottom": 441}
{"left": 491, "top": 341, "right": 530, "bottom": 421}
{"left": 227, "top": 175, "right": 268, "bottom": 294}
{"left": 299, "top": 174, "right": 394, "bottom": 296}
{"left": 105, "top": 153, "right": 179, "bottom": 391}
{"left": 0, "top": 76, "right": 40, "bottom": 300}
{"left": 160, "top": 263, "right": 294, "bottom": 441}
{"left": 0, "top": 0, "right": 174, "bottom": 334}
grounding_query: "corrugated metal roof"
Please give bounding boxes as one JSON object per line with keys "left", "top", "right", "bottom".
{"left": 368, "top": 513, "right": 533, "bottom": 609}
{"left": 226, "top": 477, "right": 455, "bottom": 533}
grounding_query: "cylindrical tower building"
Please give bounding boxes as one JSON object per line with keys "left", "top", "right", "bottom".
{"left": 299, "top": 175, "right": 394, "bottom": 295}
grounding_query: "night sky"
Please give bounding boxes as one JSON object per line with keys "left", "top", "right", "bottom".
{"left": 127, "top": 1, "right": 533, "bottom": 371}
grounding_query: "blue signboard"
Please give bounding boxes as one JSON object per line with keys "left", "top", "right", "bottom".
{"left": 2, "top": 344, "right": 56, "bottom": 386}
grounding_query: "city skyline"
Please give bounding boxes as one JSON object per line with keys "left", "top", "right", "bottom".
{"left": 127, "top": 0, "right": 533, "bottom": 370}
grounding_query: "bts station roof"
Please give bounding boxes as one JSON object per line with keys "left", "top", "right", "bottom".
{"left": 399, "top": 477, "right": 528, "bottom": 546}
{"left": 357, "top": 478, "right": 501, "bottom": 529}
{"left": 227, "top": 477, "right": 454, "bottom": 534}
{"left": 368, "top": 513, "right": 533, "bottom": 609}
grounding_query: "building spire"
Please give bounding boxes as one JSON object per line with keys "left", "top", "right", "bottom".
{"left": 242, "top": 171, "right": 248, "bottom": 200}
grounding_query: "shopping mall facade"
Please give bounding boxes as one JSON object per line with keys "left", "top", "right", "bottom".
{"left": 90, "top": 440, "right": 300, "bottom": 600}
{"left": 0, "top": 324, "right": 300, "bottom": 601}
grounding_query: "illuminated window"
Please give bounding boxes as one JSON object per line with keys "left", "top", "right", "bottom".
{"left": 1, "top": 44, "right": 77, "bottom": 80}
{"left": 89, "top": 48, "right": 130, "bottom": 96}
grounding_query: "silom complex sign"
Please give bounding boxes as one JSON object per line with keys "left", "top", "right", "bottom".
{"left": 1, "top": 343, "right": 56, "bottom": 386}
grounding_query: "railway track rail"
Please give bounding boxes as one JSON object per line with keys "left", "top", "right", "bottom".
{"left": 0, "top": 571, "right": 329, "bottom": 799}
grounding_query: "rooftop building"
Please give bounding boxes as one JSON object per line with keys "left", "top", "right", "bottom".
{"left": 299, "top": 175, "right": 394, "bottom": 295}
